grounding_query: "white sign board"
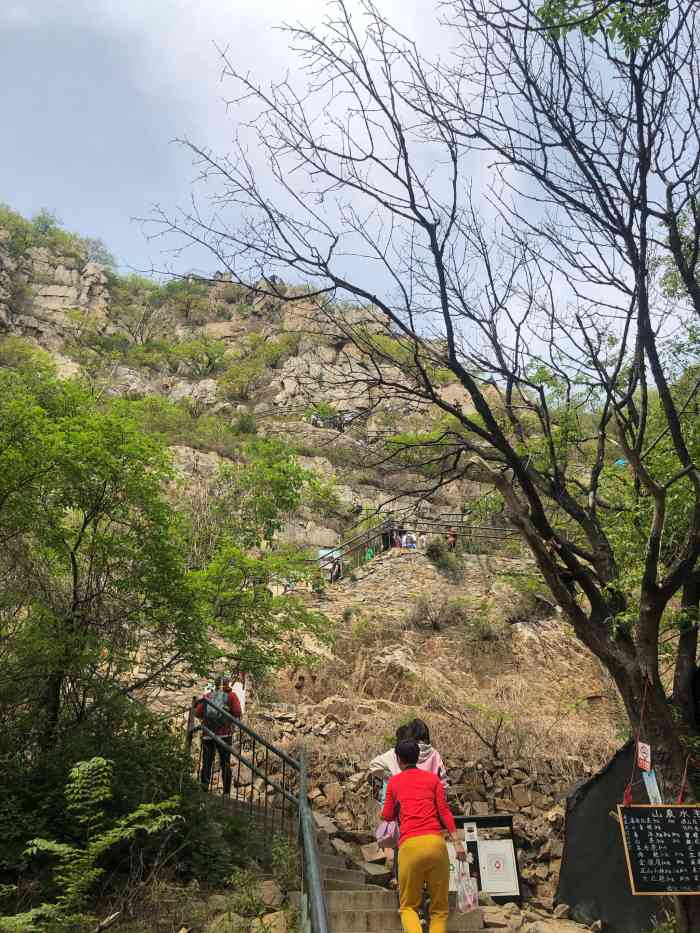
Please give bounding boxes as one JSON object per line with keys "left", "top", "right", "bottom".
{"left": 478, "top": 839, "right": 520, "bottom": 897}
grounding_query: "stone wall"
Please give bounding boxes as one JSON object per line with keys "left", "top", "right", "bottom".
{"left": 253, "top": 702, "right": 590, "bottom": 908}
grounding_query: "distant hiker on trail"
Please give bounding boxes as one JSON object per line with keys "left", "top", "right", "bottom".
{"left": 381, "top": 739, "right": 465, "bottom": 933}
{"left": 392, "top": 530, "right": 401, "bottom": 548}
{"left": 381, "top": 519, "right": 394, "bottom": 551}
{"left": 365, "top": 545, "right": 375, "bottom": 562}
{"left": 446, "top": 528, "right": 457, "bottom": 551}
{"left": 418, "top": 533, "right": 428, "bottom": 550}
{"left": 404, "top": 532, "right": 417, "bottom": 549}
{"left": 410, "top": 719, "right": 448, "bottom": 787}
{"left": 329, "top": 557, "right": 342, "bottom": 583}
{"left": 195, "top": 675, "right": 242, "bottom": 797}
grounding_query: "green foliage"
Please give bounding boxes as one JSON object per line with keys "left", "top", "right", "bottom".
{"left": 220, "top": 284, "right": 248, "bottom": 304}
{"left": 537, "top": 0, "right": 668, "bottom": 50}
{"left": 0, "top": 758, "right": 179, "bottom": 931}
{"left": 68, "top": 304, "right": 227, "bottom": 378}
{"left": 305, "top": 401, "right": 338, "bottom": 420}
{"left": 114, "top": 395, "right": 245, "bottom": 458}
{"left": 356, "top": 329, "right": 456, "bottom": 388}
{"left": 159, "top": 278, "right": 211, "bottom": 323}
{"left": 0, "top": 205, "right": 86, "bottom": 261}
{"left": 233, "top": 411, "right": 258, "bottom": 435}
{"left": 225, "top": 867, "right": 265, "bottom": 917}
{"left": 270, "top": 836, "right": 300, "bottom": 892}
{"left": 218, "top": 334, "right": 300, "bottom": 400}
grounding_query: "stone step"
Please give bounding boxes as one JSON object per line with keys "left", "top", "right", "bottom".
{"left": 323, "top": 880, "right": 379, "bottom": 892}
{"left": 319, "top": 853, "right": 348, "bottom": 870}
{"left": 327, "top": 889, "right": 398, "bottom": 910}
{"left": 330, "top": 907, "right": 484, "bottom": 931}
{"left": 321, "top": 866, "right": 366, "bottom": 885}
{"left": 290, "top": 889, "right": 397, "bottom": 911}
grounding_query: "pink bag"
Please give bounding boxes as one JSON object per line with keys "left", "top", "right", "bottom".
{"left": 456, "top": 863, "right": 478, "bottom": 913}
{"left": 375, "top": 820, "right": 399, "bottom": 847}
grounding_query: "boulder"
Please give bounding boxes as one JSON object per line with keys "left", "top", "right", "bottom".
{"left": 206, "top": 912, "right": 246, "bottom": 933}
{"left": 207, "top": 893, "right": 232, "bottom": 913}
{"left": 251, "top": 911, "right": 288, "bottom": 933}
{"left": 257, "top": 879, "right": 284, "bottom": 910}
{"left": 323, "top": 782, "right": 344, "bottom": 807}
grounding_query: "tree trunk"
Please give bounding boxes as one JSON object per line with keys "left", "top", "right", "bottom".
{"left": 676, "top": 895, "right": 700, "bottom": 933}
{"left": 42, "top": 672, "right": 63, "bottom": 749}
{"left": 608, "top": 661, "right": 700, "bottom": 929}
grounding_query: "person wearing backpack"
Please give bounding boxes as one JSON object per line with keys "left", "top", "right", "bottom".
{"left": 195, "top": 675, "right": 242, "bottom": 796}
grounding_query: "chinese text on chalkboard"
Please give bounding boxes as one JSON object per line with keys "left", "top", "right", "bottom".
{"left": 619, "top": 805, "right": 700, "bottom": 895}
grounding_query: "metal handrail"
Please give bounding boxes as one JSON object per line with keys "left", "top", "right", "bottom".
{"left": 186, "top": 696, "right": 330, "bottom": 933}
{"left": 194, "top": 723, "right": 299, "bottom": 805}
{"left": 312, "top": 516, "right": 518, "bottom": 574}
{"left": 196, "top": 697, "right": 300, "bottom": 768}
{"left": 299, "top": 752, "right": 330, "bottom": 933}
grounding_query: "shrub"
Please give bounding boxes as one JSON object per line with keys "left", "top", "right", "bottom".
{"left": 225, "top": 867, "right": 265, "bottom": 917}
{"left": 220, "top": 284, "right": 247, "bottom": 304}
{"left": 0, "top": 758, "right": 180, "bottom": 931}
{"left": 406, "top": 595, "right": 470, "bottom": 631}
{"left": 270, "top": 836, "right": 300, "bottom": 892}
{"left": 218, "top": 334, "right": 300, "bottom": 401}
{"left": 233, "top": 411, "right": 258, "bottom": 435}
{"left": 0, "top": 205, "right": 85, "bottom": 261}
{"left": 425, "top": 540, "right": 465, "bottom": 583}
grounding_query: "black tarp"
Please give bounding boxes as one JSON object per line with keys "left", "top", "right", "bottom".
{"left": 556, "top": 741, "right": 666, "bottom": 932}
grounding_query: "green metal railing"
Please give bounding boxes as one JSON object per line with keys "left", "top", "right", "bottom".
{"left": 186, "top": 697, "right": 330, "bottom": 933}
{"left": 314, "top": 514, "right": 519, "bottom": 580}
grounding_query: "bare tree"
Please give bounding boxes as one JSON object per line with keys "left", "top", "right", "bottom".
{"left": 155, "top": 2, "right": 700, "bottom": 923}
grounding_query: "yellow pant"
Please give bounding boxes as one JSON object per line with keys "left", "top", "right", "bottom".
{"left": 397, "top": 834, "right": 450, "bottom": 933}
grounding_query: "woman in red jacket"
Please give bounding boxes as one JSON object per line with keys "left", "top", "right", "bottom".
{"left": 381, "top": 740, "right": 466, "bottom": 933}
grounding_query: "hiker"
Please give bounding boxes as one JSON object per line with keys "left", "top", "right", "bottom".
{"left": 382, "top": 740, "right": 466, "bottom": 933}
{"left": 231, "top": 671, "right": 247, "bottom": 717}
{"left": 410, "top": 719, "right": 449, "bottom": 787}
{"left": 418, "top": 533, "right": 428, "bottom": 550}
{"left": 446, "top": 528, "right": 457, "bottom": 551}
{"left": 195, "top": 675, "right": 242, "bottom": 797}
{"left": 381, "top": 520, "right": 394, "bottom": 552}
{"left": 369, "top": 724, "right": 413, "bottom": 884}
{"left": 329, "top": 557, "right": 342, "bottom": 583}
{"left": 369, "top": 723, "right": 413, "bottom": 782}
{"left": 404, "top": 532, "right": 417, "bottom": 549}
{"left": 365, "top": 545, "right": 375, "bottom": 562}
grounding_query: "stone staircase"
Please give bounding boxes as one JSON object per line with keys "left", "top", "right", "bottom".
{"left": 299, "top": 848, "right": 485, "bottom": 932}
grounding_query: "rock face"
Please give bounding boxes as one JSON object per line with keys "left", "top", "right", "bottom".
{"left": 0, "top": 239, "right": 108, "bottom": 346}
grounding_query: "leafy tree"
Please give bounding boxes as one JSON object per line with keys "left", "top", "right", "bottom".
{"left": 157, "top": 4, "right": 700, "bottom": 926}
{"left": 105, "top": 274, "right": 168, "bottom": 345}
{"left": 537, "top": 0, "right": 669, "bottom": 48}
{"left": 0, "top": 205, "right": 85, "bottom": 261}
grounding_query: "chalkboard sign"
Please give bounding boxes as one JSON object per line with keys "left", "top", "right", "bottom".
{"left": 618, "top": 805, "right": 700, "bottom": 895}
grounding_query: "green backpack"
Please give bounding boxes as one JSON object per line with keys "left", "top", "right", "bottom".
{"left": 205, "top": 689, "right": 230, "bottom": 730}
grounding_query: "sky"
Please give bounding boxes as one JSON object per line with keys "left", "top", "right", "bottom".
{"left": 1, "top": 0, "right": 439, "bottom": 277}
